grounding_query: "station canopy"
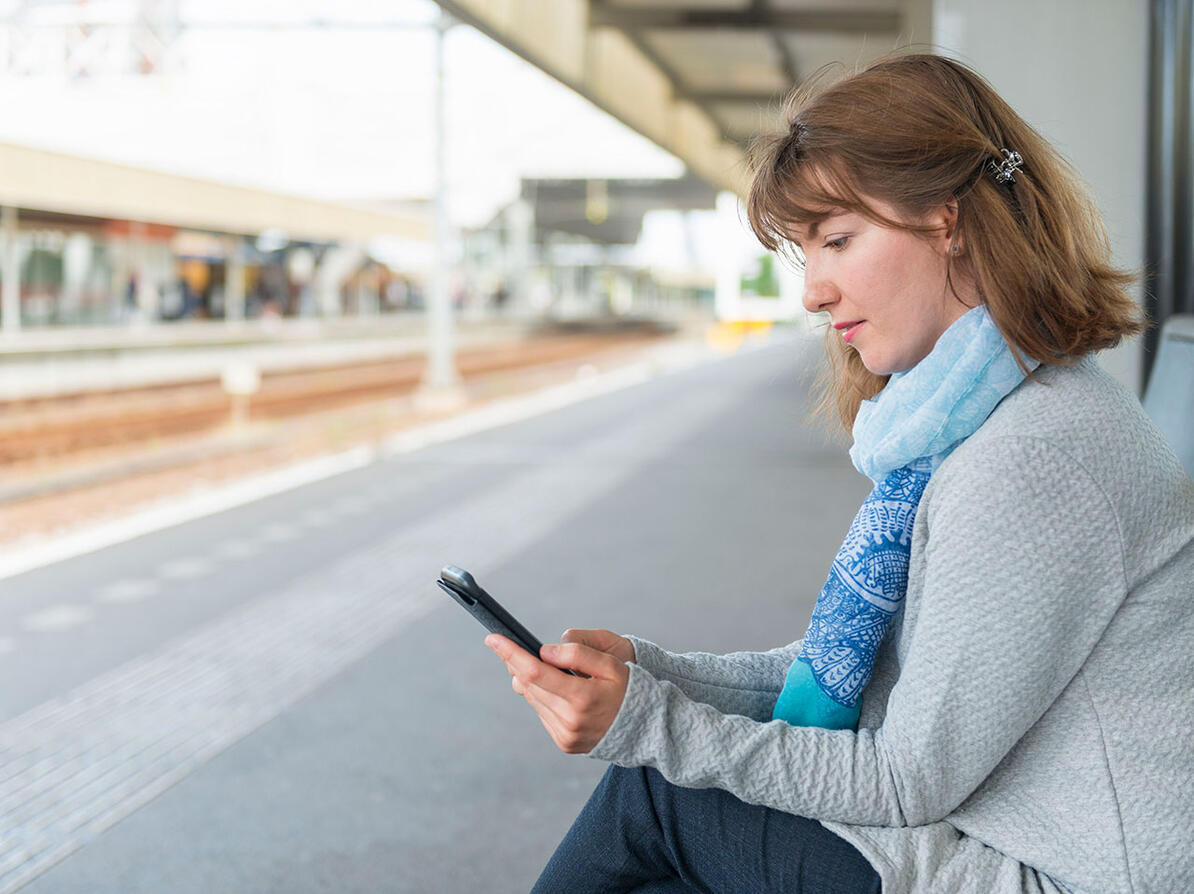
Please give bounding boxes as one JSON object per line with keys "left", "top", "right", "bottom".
{"left": 436, "top": 0, "right": 917, "bottom": 194}
{"left": 0, "top": 1, "right": 917, "bottom": 239}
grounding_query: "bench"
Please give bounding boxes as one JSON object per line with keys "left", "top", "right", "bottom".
{"left": 1142, "top": 314, "right": 1194, "bottom": 478}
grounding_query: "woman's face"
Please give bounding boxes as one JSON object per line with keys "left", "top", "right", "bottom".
{"left": 794, "top": 198, "right": 974, "bottom": 375}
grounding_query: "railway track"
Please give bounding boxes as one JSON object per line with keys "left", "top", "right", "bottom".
{"left": 0, "top": 329, "right": 664, "bottom": 467}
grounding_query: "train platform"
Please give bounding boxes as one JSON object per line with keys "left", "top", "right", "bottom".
{"left": 0, "top": 327, "right": 838, "bottom": 893}
{"left": 0, "top": 310, "right": 788, "bottom": 560}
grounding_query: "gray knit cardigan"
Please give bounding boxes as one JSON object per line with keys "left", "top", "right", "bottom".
{"left": 589, "top": 355, "right": 1194, "bottom": 894}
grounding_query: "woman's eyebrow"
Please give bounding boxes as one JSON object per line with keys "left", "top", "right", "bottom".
{"left": 799, "top": 212, "right": 850, "bottom": 245}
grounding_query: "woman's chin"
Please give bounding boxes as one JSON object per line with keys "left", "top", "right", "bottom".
{"left": 858, "top": 351, "right": 917, "bottom": 377}
{"left": 858, "top": 354, "right": 893, "bottom": 376}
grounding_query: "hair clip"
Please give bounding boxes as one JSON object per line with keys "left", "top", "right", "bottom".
{"left": 989, "top": 148, "right": 1024, "bottom": 185}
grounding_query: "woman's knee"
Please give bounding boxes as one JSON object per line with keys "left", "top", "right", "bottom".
{"left": 595, "top": 764, "right": 664, "bottom": 829}
{"left": 605, "top": 765, "right": 686, "bottom": 827}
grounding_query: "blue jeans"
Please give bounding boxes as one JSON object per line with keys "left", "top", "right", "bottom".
{"left": 533, "top": 764, "right": 882, "bottom": 893}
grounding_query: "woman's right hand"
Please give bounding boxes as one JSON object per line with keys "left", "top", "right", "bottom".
{"left": 560, "top": 628, "right": 636, "bottom": 664}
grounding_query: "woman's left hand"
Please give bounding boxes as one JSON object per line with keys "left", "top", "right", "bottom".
{"left": 485, "top": 634, "right": 629, "bottom": 754}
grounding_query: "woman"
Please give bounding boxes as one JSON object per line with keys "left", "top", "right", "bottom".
{"left": 486, "top": 53, "right": 1194, "bottom": 893}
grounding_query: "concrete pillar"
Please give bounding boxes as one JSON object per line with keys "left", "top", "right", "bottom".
{"left": 505, "top": 198, "right": 534, "bottom": 314}
{"left": 62, "top": 232, "right": 90, "bottom": 323}
{"left": 417, "top": 14, "right": 465, "bottom": 411}
{"left": 714, "top": 191, "right": 740, "bottom": 322}
{"left": 1, "top": 206, "right": 19, "bottom": 335}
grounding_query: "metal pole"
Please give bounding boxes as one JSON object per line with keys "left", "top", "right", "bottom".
{"left": 420, "top": 13, "right": 463, "bottom": 402}
{"left": 1, "top": 206, "right": 19, "bottom": 336}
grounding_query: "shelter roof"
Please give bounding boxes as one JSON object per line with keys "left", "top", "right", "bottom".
{"left": 436, "top": 0, "right": 916, "bottom": 194}
{"left": 0, "top": 141, "right": 429, "bottom": 243}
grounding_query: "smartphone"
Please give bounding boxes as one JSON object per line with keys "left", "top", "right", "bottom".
{"left": 437, "top": 565, "right": 579, "bottom": 676}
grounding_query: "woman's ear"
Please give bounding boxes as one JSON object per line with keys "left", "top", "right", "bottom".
{"left": 940, "top": 194, "right": 959, "bottom": 250}
{"left": 935, "top": 197, "right": 961, "bottom": 257}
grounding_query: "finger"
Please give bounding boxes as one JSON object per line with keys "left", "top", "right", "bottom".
{"left": 540, "top": 642, "right": 624, "bottom": 681}
{"left": 561, "top": 629, "right": 635, "bottom": 664}
{"left": 561, "top": 628, "right": 615, "bottom": 650}
{"left": 522, "top": 679, "right": 602, "bottom": 754}
{"left": 515, "top": 677, "right": 561, "bottom": 730}
{"left": 488, "top": 635, "right": 585, "bottom": 698}
{"left": 527, "top": 688, "right": 596, "bottom": 754}
{"left": 486, "top": 636, "right": 520, "bottom": 678}
{"left": 485, "top": 633, "right": 528, "bottom": 662}
{"left": 521, "top": 682, "right": 571, "bottom": 747}
{"left": 486, "top": 634, "right": 546, "bottom": 678}
{"left": 521, "top": 676, "right": 578, "bottom": 719}
{"left": 487, "top": 636, "right": 541, "bottom": 691}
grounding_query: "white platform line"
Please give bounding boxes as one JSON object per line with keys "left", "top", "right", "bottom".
{"left": 259, "top": 523, "right": 301, "bottom": 543}
{"left": 94, "top": 580, "right": 160, "bottom": 605}
{"left": 20, "top": 606, "right": 95, "bottom": 634}
{"left": 155, "top": 557, "right": 214, "bottom": 581}
{"left": 0, "top": 447, "right": 376, "bottom": 584}
{"left": 211, "top": 540, "right": 262, "bottom": 561}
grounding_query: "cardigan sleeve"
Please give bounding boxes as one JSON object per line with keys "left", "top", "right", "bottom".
{"left": 590, "top": 436, "right": 1127, "bottom": 827}
{"left": 624, "top": 636, "right": 801, "bottom": 722}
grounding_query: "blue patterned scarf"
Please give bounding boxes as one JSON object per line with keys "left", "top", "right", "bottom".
{"left": 772, "top": 305, "right": 1037, "bottom": 729}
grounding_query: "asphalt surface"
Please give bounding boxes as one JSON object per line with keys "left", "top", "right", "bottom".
{"left": 1, "top": 331, "right": 869, "bottom": 893}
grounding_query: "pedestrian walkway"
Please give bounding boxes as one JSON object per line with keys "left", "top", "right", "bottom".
{"left": 1, "top": 329, "right": 848, "bottom": 893}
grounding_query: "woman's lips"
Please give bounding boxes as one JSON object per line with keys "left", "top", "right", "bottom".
{"left": 841, "top": 321, "right": 865, "bottom": 343}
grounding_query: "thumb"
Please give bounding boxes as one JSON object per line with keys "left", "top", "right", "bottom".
{"left": 562, "top": 628, "right": 634, "bottom": 664}
{"left": 562, "top": 628, "right": 617, "bottom": 651}
{"left": 542, "top": 642, "right": 621, "bottom": 680}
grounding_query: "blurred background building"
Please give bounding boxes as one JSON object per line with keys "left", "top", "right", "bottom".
{"left": 0, "top": 0, "right": 1178, "bottom": 391}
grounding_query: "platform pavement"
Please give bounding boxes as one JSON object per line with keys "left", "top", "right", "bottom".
{"left": 0, "top": 326, "right": 861, "bottom": 893}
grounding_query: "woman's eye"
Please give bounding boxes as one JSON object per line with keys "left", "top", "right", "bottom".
{"left": 825, "top": 236, "right": 850, "bottom": 251}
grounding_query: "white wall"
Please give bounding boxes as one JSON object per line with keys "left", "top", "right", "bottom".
{"left": 931, "top": 0, "right": 1149, "bottom": 393}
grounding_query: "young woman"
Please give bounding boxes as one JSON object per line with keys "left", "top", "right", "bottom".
{"left": 486, "top": 53, "right": 1194, "bottom": 893}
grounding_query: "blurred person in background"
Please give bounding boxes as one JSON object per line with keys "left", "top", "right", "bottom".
{"left": 488, "top": 53, "right": 1194, "bottom": 894}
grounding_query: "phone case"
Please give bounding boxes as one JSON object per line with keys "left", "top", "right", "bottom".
{"left": 437, "top": 565, "right": 578, "bottom": 676}
{"left": 436, "top": 578, "right": 544, "bottom": 657}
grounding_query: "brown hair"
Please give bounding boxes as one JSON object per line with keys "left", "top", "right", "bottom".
{"left": 746, "top": 52, "right": 1145, "bottom": 431}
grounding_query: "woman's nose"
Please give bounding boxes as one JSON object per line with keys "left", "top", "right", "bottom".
{"left": 801, "top": 269, "right": 838, "bottom": 315}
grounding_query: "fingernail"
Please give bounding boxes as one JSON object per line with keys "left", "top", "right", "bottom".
{"left": 540, "top": 644, "right": 558, "bottom": 658}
